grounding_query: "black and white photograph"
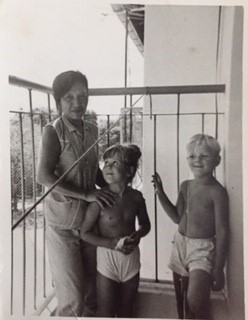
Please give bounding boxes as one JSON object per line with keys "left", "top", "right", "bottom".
{"left": 0, "top": 0, "right": 247, "bottom": 319}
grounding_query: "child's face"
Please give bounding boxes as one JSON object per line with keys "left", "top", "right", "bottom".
{"left": 102, "top": 153, "right": 127, "bottom": 185}
{"left": 187, "top": 142, "right": 219, "bottom": 178}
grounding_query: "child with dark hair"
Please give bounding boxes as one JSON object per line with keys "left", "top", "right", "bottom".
{"left": 81, "top": 144, "right": 151, "bottom": 318}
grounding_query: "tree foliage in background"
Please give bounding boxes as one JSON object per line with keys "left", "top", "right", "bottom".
{"left": 10, "top": 108, "right": 120, "bottom": 213}
{"left": 98, "top": 118, "right": 120, "bottom": 160}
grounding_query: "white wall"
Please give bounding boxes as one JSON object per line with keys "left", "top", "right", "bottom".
{"left": 141, "top": 4, "right": 223, "bottom": 280}
{"left": 217, "top": 7, "right": 244, "bottom": 320}
{"left": 141, "top": 5, "right": 244, "bottom": 319}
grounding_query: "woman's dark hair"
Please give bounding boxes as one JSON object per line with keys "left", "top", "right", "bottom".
{"left": 52, "top": 70, "right": 88, "bottom": 108}
{"left": 103, "top": 144, "right": 141, "bottom": 183}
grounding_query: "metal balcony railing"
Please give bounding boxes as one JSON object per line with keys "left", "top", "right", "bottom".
{"left": 9, "top": 75, "right": 225, "bottom": 316}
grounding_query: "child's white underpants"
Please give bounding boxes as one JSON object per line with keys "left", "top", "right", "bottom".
{"left": 168, "top": 230, "right": 215, "bottom": 277}
{"left": 97, "top": 246, "right": 140, "bottom": 283}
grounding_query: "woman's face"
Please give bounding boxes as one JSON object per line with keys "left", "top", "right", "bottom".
{"left": 59, "top": 82, "right": 88, "bottom": 121}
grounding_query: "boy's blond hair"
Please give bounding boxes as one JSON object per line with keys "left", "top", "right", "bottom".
{"left": 186, "top": 134, "right": 221, "bottom": 156}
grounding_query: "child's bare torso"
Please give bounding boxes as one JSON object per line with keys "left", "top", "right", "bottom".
{"left": 97, "top": 187, "right": 140, "bottom": 239}
{"left": 178, "top": 178, "right": 224, "bottom": 238}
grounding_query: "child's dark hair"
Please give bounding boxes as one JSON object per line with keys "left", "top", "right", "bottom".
{"left": 103, "top": 144, "right": 141, "bottom": 183}
{"left": 52, "top": 70, "right": 88, "bottom": 109}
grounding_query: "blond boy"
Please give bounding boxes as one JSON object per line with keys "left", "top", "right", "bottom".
{"left": 152, "top": 134, "right": 229, "bottom": 319}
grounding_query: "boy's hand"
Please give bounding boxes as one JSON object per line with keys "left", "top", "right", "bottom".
{"left": 151, "top": 172, "right": 164, "bottom": 195}
{"left": 211, "top": 268, "right": 225, "bottom": 291}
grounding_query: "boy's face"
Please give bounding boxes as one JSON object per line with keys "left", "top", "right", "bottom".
{"left": 187, "top": 142, "right": 220, "bottom": 178}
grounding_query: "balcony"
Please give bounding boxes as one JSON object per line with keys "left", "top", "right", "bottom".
{"left": 9, "top": 75, "right": 230, "bottom": 318}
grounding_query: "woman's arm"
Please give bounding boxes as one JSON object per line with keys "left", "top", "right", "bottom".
{"left": 80, "top": 202, "right": 119, "bottom": 249}
{"left": 37, "top": 126, "right": 115, "bottom": 208}
{"left": 37, "top": 126, "right": 82, "bottom": 197}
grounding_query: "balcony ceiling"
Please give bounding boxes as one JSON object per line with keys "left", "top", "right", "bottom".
{"left": 111, "top": 4, "right": 144, "bottom": 56}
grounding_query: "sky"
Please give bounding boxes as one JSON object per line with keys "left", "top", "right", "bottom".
{"left": 1, "top": 0, "right": 144, "bottom": 115}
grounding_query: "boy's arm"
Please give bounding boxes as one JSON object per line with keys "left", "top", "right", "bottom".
{"left": 129, "top": 194, "right": 151, "bottom": 244}
{"left": 80, "top": 202, "right": 119, "bottom": 249}
{"left": 212, "top": 187, "right": 229, "bottom": 291}
{"left": 152, "top": 172, "right": 181, "bottom": 224}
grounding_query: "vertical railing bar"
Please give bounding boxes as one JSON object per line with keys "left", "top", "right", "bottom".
{"left": 19, "top": 112, "right": 26, "bottom": 315}
{"left": 11, "top": 198, "right": 14, "bottom": 315}
{"left": 177, "top": 94, "right": 180, "bottom": 192}
{"left": 28, "top": 89, "right": 37, "bottom": 310}
{"left": 214, "top": 95, "right": 219, "bottom": 179}
{"left": 47, "top": 93, "right": 51, "bottom": 122}
{"left": 39, "top": 114, "right": 47, "bottom": 298}
{"left": 107, "top": 115, "right": 110, "bottom": 147}
{"left": 123, "top": 8, "right": 128, "bottom": 142}
{"left": 202, "top": 113, "right": 205, "bottom": 134}
{"left": 154, "top": 114, "right": 158, "bottom": 282}
{"left": 130, "top": 95, "right": 133, "bottom": 142}
{"left": 215, "top": 6, "right": 221, "bottom": 141}
{"left": 43, "top": 202, "right": 46, "bottom": 298}
{"left": 215, "top": 94, "right": 219, "bottom": 140}
{"left": 124, "top": 104, "right": 127, "bottom": 143}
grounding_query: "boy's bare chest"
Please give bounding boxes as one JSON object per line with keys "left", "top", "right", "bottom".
{"left": 186, "top": 183, "right": 213, "bottom": 209}
{"left": 187, "top": 192, "right": 213, "bottom": 213}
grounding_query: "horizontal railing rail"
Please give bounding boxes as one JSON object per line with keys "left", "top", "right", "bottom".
{"left": 9, "top": 75, "right": 225, "bottom": 96}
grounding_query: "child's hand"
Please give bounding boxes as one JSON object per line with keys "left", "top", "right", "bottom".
{"left": 115, "top": 237, "right": 135, "bottom": 255}
{"left": 211, "top": 268, "right": 225, "bottom": 291}
{"left": 151, "top": 172, "right": 164, "bottom": 195}
{"left": 128, "top": 231, "right": 141, "bottom": 246}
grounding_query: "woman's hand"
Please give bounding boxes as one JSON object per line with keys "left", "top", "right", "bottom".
{"left": 151, "top": 172, "right": 164, "bottom": 195}
{"left": 85, "top": 189, "right": 116, "bottom": 209}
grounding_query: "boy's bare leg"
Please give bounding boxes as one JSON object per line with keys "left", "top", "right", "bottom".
{"left": 173, "top": 272, "right": 185, "bottom": 319}
{"left": 117, "top": 273, "right": 140, "bottom": 318}
{"left": 187, "top": 269, "right": 211, "bottom": 319}
{"left": 173, "top": 272, "right": 195, "bottom": 319}
{"left": 97, "top": 272, "right": 118, "bottom": 317}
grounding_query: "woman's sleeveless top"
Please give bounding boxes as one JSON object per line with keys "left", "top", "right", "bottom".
{"left": 44, "top": 115, "right": 99, "bottom": 229}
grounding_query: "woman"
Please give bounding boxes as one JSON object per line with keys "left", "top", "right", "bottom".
{"left": 37, "top": 70, "right": 116, "bottom": 317}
